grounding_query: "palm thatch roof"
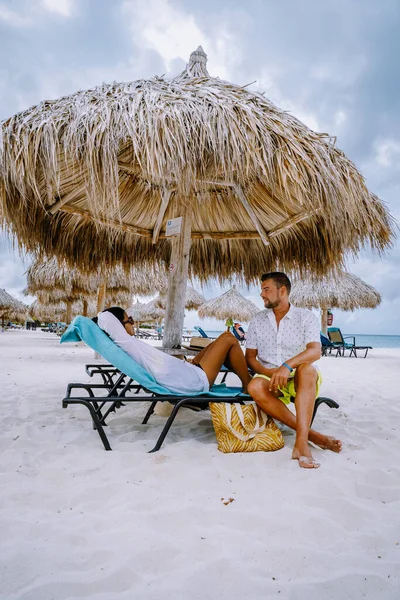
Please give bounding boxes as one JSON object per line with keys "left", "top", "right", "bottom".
{"left": 290, "top": 271, "right": 381, "bottom": 311}
{"left": 25, "top": 257, "right": 168, "bottom": 300}
{"left": 29, "top": 299, "right": 65, "bottom": 322}
{"left": 197, "top": 286, "right": 260, "bottom": 322}
{"left": 127, "top": 300, "right": 147, "bottom": 321}
{"left": 156, "top": 286, "right": 205, "bottom": 310}
{"left": 127, "top": 298, "right": 165, "bottom": 322}
{"left": 0, "top": 288, "right": 27, "bottom": 319}
{"left": 29, "top": 297, "right": 101, "bottom": 321}
{"left": 0, "top": 47, "right": 394, "bottom": 283}
{"left": 27, "top": 287, "right": 131, "bottom": 308}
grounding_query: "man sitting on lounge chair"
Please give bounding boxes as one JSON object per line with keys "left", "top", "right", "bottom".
{"left": 246, "top": 272, "right": 342, "bottom": 469}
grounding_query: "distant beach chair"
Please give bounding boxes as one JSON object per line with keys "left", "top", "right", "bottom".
{"left": 320, "top": 333, "right": 339, "bottom": 357}
{"left": 193, "top": 325, "right": 216, "bottom": 339}
{"left": 61, "top": 317, "right": 339, "bottom": 451}
{"left": 327, "top": 327, "right": 372, "bottom": 358}
{"left": 232, "top": 327, "right": 246, "bottom": 345}
{"left": 137, "top": 328, "right": 161, "bottom": 340}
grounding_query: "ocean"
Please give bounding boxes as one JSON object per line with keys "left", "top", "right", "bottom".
{"left": 186, "top": 330, "right": 400, "bottom": 349}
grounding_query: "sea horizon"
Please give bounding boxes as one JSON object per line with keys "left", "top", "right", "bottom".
{"left": 185, "top": 329, "right": 400, "bottom": 349}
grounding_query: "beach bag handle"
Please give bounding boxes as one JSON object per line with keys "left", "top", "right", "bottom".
{"left": 225, "top": 403, "right": 268, "bottom": 442}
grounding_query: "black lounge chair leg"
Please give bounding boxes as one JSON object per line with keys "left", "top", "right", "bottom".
{"left": 91, "top": 400, "right": 106, "bottom": 428}
{"left": 220, "top": 372, "right": 228, "bottom": 384}
{"left": 142, "top": 399, "right": 158, "bottom": 424}
{"left": 148, "top": 398, "right": 188, "bottom": 453}
{"left": 310, "top": 397, "right": 340, "bottom": 427}
{"left": 64, "top": 399, "right": 112, "bottom": 450}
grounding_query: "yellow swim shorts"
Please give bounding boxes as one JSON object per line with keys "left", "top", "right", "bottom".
{"left": 253, "top": 369, "right": 323, "bottom": 405}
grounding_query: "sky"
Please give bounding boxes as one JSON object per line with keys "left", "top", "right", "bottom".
{"left": 0, "top": 0, "right": 399, "bottom": 334}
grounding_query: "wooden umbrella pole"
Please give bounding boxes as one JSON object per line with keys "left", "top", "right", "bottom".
{"left": 96, "top": 280, "right": 107, "bottom": 314}
{"left": 65, "top": 301, "right": 72, "bottom": 324}
{"left": 321, "top": 307, "right": 328, "bottom": 336}
{"left": 162, "top": 204, "right": 192, "bottom": 350}
{"left": 82, "top": 299, "right": 88, "bottom": 317}
{"left": 95, "top": 279, "right": 107, "bottom": 358}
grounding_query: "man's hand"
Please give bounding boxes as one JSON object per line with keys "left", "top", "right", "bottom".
{"left": 268, "top": 365, "right": 291, "bottom": 393}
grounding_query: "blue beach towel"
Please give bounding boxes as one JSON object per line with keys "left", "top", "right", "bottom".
{"left": 61, "top": 316, "right": 244, "bottom": 398}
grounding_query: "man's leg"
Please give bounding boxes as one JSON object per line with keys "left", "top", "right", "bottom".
{"left": 291, "top": 364, "right": 320, "bottom": 467}
{"left": 248, "top": 370, "right": 342, "bottom": 469}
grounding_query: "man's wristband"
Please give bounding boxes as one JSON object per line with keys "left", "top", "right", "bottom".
{"left": 282, "top": 362, "right": 293, "bottom": 373}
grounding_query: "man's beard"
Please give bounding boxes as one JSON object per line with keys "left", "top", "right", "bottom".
{"left": 264, "top": 299, "right": 280, "bottom": 309}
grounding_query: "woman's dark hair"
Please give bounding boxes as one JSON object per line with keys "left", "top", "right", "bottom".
{"left": 92, "top": 306, "right": 126, "bottom": 325}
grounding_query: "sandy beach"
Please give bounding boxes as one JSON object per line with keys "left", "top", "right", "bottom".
{"left": 0, "top": 328, "right": 399, "bottom": 600}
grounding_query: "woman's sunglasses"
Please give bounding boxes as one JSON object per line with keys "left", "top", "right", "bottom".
{"left": 122, "top": 316, "right": 134, "bottom": 325}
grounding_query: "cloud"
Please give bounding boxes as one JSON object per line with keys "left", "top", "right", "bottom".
{"left": 121, "top": 0, "right": 242, "bottom": 79}
{"left": 42, "top": 0, "right": 74, "bottom": 17}
{"left": 374, "top": 139, "right": 400, "bottom": 169}
{"left": 0, "top": 0, "right": 74, "bottom": 28}
{"left": 0, "top": 3, "right": 29, "bottom": 27}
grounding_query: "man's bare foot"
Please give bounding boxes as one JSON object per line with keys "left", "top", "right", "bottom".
{"left": 292, "top": 447, "right": 320, "bottom": 469}
{"left": 311, "top": 433, "right": 342, "bottom": 453}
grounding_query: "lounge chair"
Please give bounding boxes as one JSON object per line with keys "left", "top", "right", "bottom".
{"left": 232, "top": 327, "right": 246, "bottom": 345}
{"left": 183, "top": 336, "right": 213, "bottom": 350}
{"left": 320, "top": 333, "right": 339, "bottom": 357}
{"left": 194, "top": 325, "right": 215, "bottom": 339}
{"left": 137, "top": 328, "right": 161, "bottom": 340}
{"left": 61, "top": 316, "right": 339, "bottom": 451}
{"left": 327, "top": 327, "right": 372, "bottom": 358}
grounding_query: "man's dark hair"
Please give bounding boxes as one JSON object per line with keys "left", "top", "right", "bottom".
{"left": 92, "top": 306, "right": 126, "bottom": 325}
{"left": 261, "top": 272, "right": 291, "bottom": 294}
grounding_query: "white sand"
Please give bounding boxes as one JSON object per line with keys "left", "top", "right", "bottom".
{"left": 0, "top": 328, "right": 399, "bottom": 600}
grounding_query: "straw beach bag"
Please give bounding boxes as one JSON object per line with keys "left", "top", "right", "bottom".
{"left": 210, "top": 402, "right": 284, "bottom": 453}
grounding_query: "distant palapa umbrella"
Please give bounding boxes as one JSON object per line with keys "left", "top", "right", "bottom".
{"left": 290, "top": 270, "right": 381, "bottom": 334}
{"left": 29, "top": 297, "right": 101, "bottom": 322}
{"left": 0, "top": 288, "right": 27, "bottom": 327}
{"left": 156, "top": 286, "right": 205, "bottom": 310}
{"left": 198, "top": 285, "right": 260, "bottom": 330}
{"left": 25, "top": 257, "right": 167, "bottom": 299}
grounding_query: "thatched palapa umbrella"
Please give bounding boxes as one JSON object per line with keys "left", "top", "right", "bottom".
{"left": 291, "top": 271, "right": 381, "bottom": 334}
{"left": 128, "top": 300, "right": 148, "bottom": 322}
{"left": 198, "top": 286, "right": 260, "bottom": 330}
{"left": 29, "top": 299, "right": 70, "bottom": 323}
{"left": 127, "top": 298, "right": 165, "bottom": 333}
{"left": 25, "top": 257, "right": 167, "bottom": 321}
{"left": 29, "top": 300, "right": 58, "bottom": 322}
{"left": 29, "top": 297, "right": 101, "bottom": 322}
{"left": 128, "top": 299, "right": 164, "bottom": 322}
{"left": 0, "top": 288, "right": 27, "bottom": 327}
{"left": 0, "top": 47, "right": 394, "bottom": 348}
{"left": 139, "top": 298, "right": 165, "bottom": 321}
{"left": 156, "top": 286, "right": 205, "bottom": 311}
{"left": 26, "top": 257, "right": 167, "bottom": 301}
{"left": 28, "top": 289, "right": 131, "bottom": 322}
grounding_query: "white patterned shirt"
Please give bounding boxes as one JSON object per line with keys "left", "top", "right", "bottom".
{"left": 246, "top": 305, "right": 321, "bottom": 368}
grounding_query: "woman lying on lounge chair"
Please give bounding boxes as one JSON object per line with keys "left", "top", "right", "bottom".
{"left": 93, "top": 307, "right": 251, "bottom": 395}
